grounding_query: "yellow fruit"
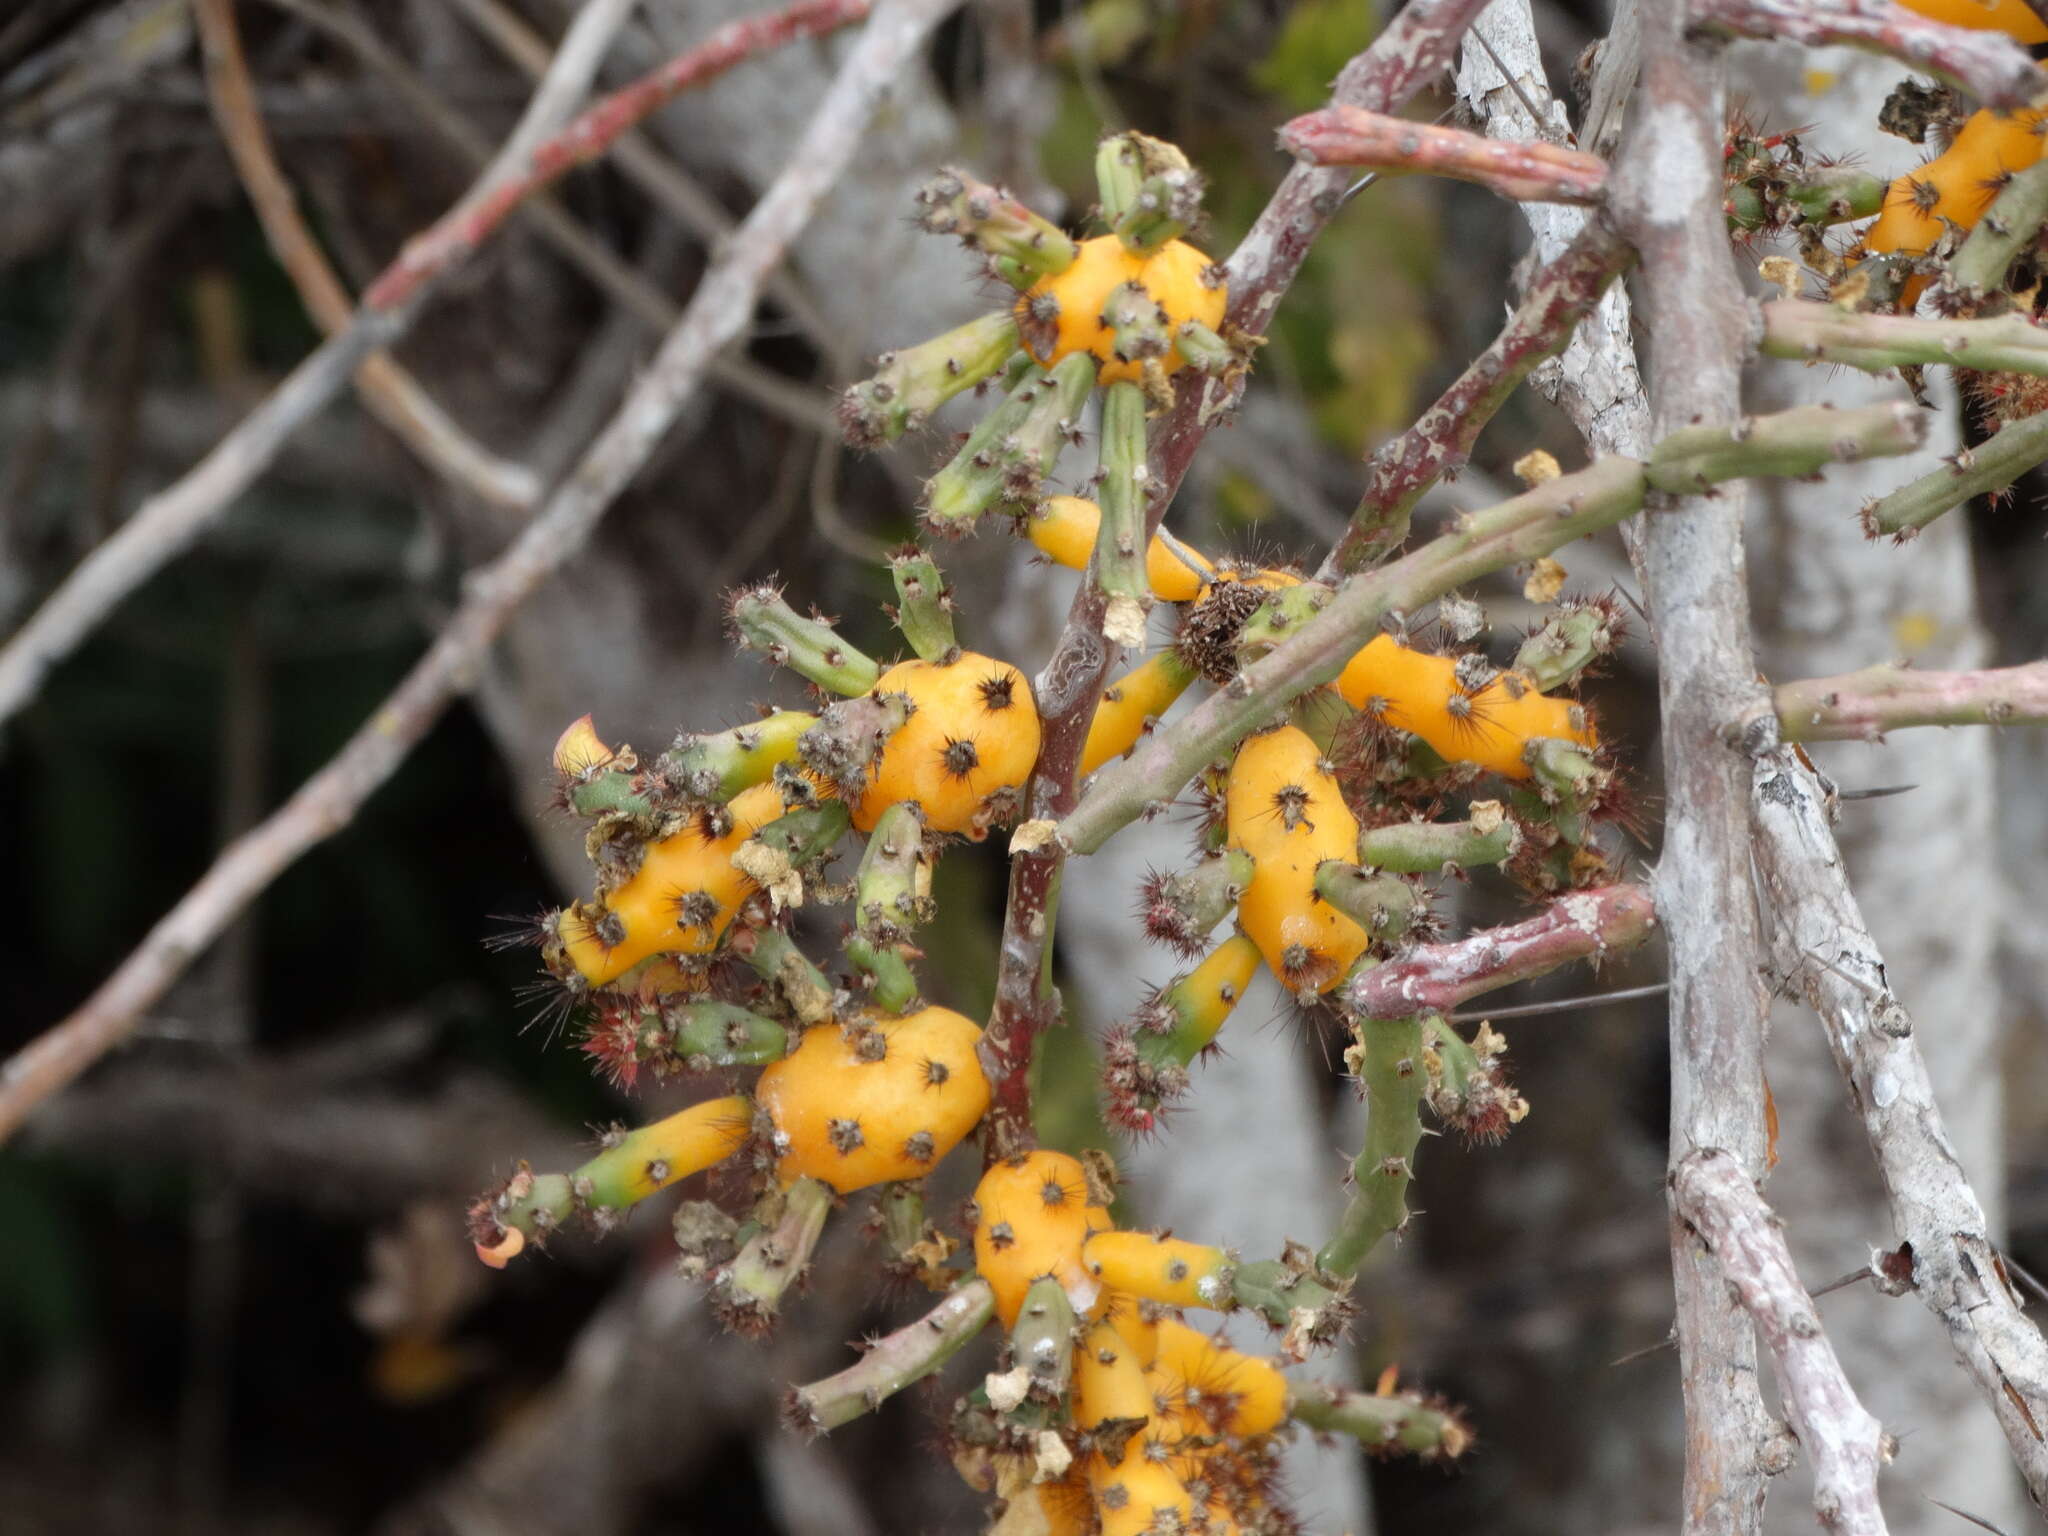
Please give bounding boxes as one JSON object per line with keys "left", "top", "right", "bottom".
{"left": 1080, "top": 651, "right": 1199, "bottom": 776}
{"left": 972, "top": 1151, "right": 1113, "bottom": 1327}
{"left": 1083, "top": 1231, "right": 1233, "bottom": 1310}
{"left": 1027, "top": 494, "right": 1215, "bottom": 601}
{"left": 854, "top": 653, "right": 1041, "bottom": 836}
{"left": 1224, "top": 727, "right": 1368, "bottom": 994}
{"left": 755, "top": 1008, "right": 990, "bottom": 1192}
{"left": 1089, "top": 1434, "right": 1193, "bottom": 1536}
{"left": 1018, "top": 235, "right": 1226, "bottom": 385}
{"left": 1101, "top": 1290, "right": 1160, "bottom": 1371}
{"left": 1151, "top": 1318, "right": 1288, "bottom": 1437}
{"left": 580, "top": 1094, "right": 753, "bottom": 1205}
{"left": 1865, "top": 95, "right": 2048, "bottom": 309}
{"left": 1894, "top": 0, "right": 2047, "bottom": 42}
{"left": 1074, "top": 1317, "right": 1155, "bottom": 1428}
{"left": 559, "top": 783, "right": 786, "bottom": 986}
{"left": 1335, "top": 635, "right": 1595, "bottom": 780}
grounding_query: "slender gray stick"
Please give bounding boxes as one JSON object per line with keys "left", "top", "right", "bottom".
{"left": 1750, "top": 749, "right": 2048, "bottom": 1510}
{"left": 1672, "top": 1150, "right": 1893, "bottom": 1536}
{"left": 1614, "top": 7, "right": 1779, "bottom": 1532}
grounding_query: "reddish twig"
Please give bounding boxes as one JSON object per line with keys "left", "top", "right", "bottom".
{"left": 0, "top": 0, "right": 864, "bottom": 730}
{"left": 1775, "top": 659, "right": 2048, "bottom": 740}
{"left": 1693, "top": 0, "right": 2043, "bottom": 110}
{"left": 0, "top": 0, "right": 960, "bottom": 1147}
{"left": 192, "top": 0, "right": 538, "bottom": 512}
{"left": 1278, "top": 105, "right": 1609, "bottom": 204}
{"left": 975, "top": 0, "right": 1497, "bottom": 1160}
{"left": 1343, "top": 885, "right": 1658, "bottom": 1020}
{"left": 1671, "top": 1150, "right": 1894, "bottom": 1536}
{"left": 1324, "top": 213, "right": 1635, "bottom": 577}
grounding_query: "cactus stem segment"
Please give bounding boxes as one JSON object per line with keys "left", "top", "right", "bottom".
{"left": 1009, "top": 1275, "right": 1079, "bottom": 1413}
{"left": 785, "top": 1279, "right": 995, "bottom": 1434}
{"left": 1093, "top": 380, "right": 1157, "bottom": 650}
{"left": 729, "top": 585, "right": 881, "bottom": 695}
{"left": 915, "top": 168, "right": 1078, "bottom": 284}
{"left": 1312, "top": 863, "right": 1418, "bottom": 944}
{"left": 663, "top": 711, "right": 817, "bottom": 803}
{"left": 840, "top": 311, "right": 1023, "bottom": 448}
{"left": 846, "top": 801, "right": 935, "bottom": 1013}
{"left": 1356, "top": 806, "right": 1521, "bottom": 873}
{"left": 924, "top": 355, "right": 1098, "bottom": 532}
{"left": 732, "top": 925, "right": 839, "bottom": 1026}
{"left": 1288, "top": 1380, "right": 1473, "bottom": 1460}
{"left": 888, "top": 545, "right": 959, "bottom": 661}
{"left": 1317, "top": 1014, "right": 1427, "bottom": 1277}
{"left": 713, "top": 1175, "right": 836, "bottom": 1335}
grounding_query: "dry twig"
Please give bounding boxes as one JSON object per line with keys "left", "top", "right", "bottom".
{"left": 1671, "top": 1149, "right": 1894, "bottom": 1536}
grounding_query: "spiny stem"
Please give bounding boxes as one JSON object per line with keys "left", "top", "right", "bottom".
{"left": 730, "top": 586, "right": 881, "bottom": 695}
{"left": 1725, "top": 164, "right": 1885, "bottom": 232}
{"left": 785, "top": 1278, "right": 995, "bottom": 1432}
{"left": 889, "top": 546, "right": 958, "bottom": 661}
{"left": 1067, "top": 402, "right": 1925, "bottom": 855}
{"left": 1774, "top": 659, "right": 2048, "bottom": 740}
{"left": 1094, "top": 380, "right": 1155, "bottom": 649}
{"left": 713, "top": 1176, "right": 835, "bottom": 1333}
{"left": 1761, "top": 299, "right": 2048, "bottom": 376}
{"left": 1949, "top": 159, "right": 2048, "bottom": 298}
{"left": 1289, "top": 1380, "right": 1473, "bottom": 1459}
{"left": 1318, "top": 1014, "right": 1426, "bottom": 1277}
{"left": 1863, "top": 407, "right": 2048, "bottom": 541}
{"left": 847, "top": 801, "right": 933, "bottom": 1013}
{"left": 1356, "top": 809, "right": 1520, "bottom": 873}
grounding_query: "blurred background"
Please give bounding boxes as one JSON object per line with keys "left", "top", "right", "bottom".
{"left": 5, "top": 0, "right": 2048, "bottom": 1530}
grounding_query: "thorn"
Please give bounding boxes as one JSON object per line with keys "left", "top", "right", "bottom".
{"left": 1924, "top": 1495, "right": 2016, "bottom": 1536}
{"left": 1608, "top": 1329, "right": 1678, "bottom": 1367}
{"left": 1809, "top": 1265, "right": 1876, "bottom": 1299}
{"left": 2002, "top": 1253, "right": 2048, "bottom": 1309}
{"left": 1470, "top": 26, "right": 1553, "bottom": 136}
{"left": 1837, "top": 782, "right": 1918, "bottom": 801}
{"left": 1449, "top": 980, "right": 1670, "bottom": 1023}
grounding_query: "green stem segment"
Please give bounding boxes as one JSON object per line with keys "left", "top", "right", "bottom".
{"left": 1513, "top": 602, "right": 1620, "bottom": 690}
{"left": 915, "top": 168, "right": 1077, "bottom": 283}
{"left": 1949, "top": 158, "right": 2048, "bottom": 297}
{"left": 1094, "top": 379, "right": 1155, "bottom": 648}
{"left": 846, "top": 801, "right": 933, "bottom": 1013}
{"left": 1864, "top": 406, "right": 2048, "bottom": 540}
{"left": 785, "top": 1279, "right": 996, "bottom": 1433}
{"left": 1774, "top": 658, "right": 2048, "bottom": 739}
{"left": 1724, "top": 165, "right": 1885, "bottom": 233}
{"left": 734, "top": 926, "right": 837, "bottom": 1026}
{"left": 665, "top": 711, "right": 816, "bottom": 802}
{"left": 1355, "top": 809, "right": 1519, "bottom": 873}
{"left": 889, "top": 546, "right": 958, "bottom": 661}
{"left": 1761, "top": 298, "right": 2048, "bottom": 377}
{"left": 713, "top": 1176, "right": 835, "bottom": 1335}
{"left": 925, "top": 355, "right": 1098, "bottom": 530}
{"left": 1010, "top": 1276, "right": 1078, "bottom": 1411}
{"left": 839, "top": 311, "right": 1023, "bottom": 448}
{"left": 729, "top": 587, "right": 881, "bottom": 695}
{"left": 1289, "top": 1381, "right": 1473, "bottom": 1460}
{"left": 1311, "top": 863, "right": 1417, "bottom": 944}
{"left": 1317, "top": 1015, "right": 1426, "bottom": 1277}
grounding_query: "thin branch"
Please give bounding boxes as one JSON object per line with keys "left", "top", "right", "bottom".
{"left": 1324, "top": 214, "right": 1635, "bottom": 577}
{"left": 191, "top": 0, "right": 539, "bottom": 513}
{"left": 1344, "top": 884, "right": 1658, "bottom": 1020}
{"left": 1692, "top": 0, "right": 2043, "bottom": 110}
{"left": 784, "top": 1279, "right": 994, "bottom": 1433}
{"left": 1059, "top": 402, "right": 1926, "bottom": 858}
{"left": 1615, "top": 6, "right": 1779, "bottom": 1530}
{"left": 0, "top": 0, "right": 864, "bottom": 730}
{"left": 0, "top": 0, "right": 960, "bottom": 1146}
{"left": 1862, "top": 407, "right": 2048, "bottom": 542}
{"left": 1671, "top": 1149, "right": 1894, "bottom": 1536}
{"left": 1761, "top": 299, "right": 2048, "bottom": 377}
{"left": 1278, "top": 105, "right": 1609, "bottom": 203}
{"left": 1775, "top": 659, "right": 2048, "bottom": 740}
{"left": 975, "top": 0, "right": 1496, "bottom": 1159}
{"left": 1750, "top": 748, "right": 2048, "bottom": 1510}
